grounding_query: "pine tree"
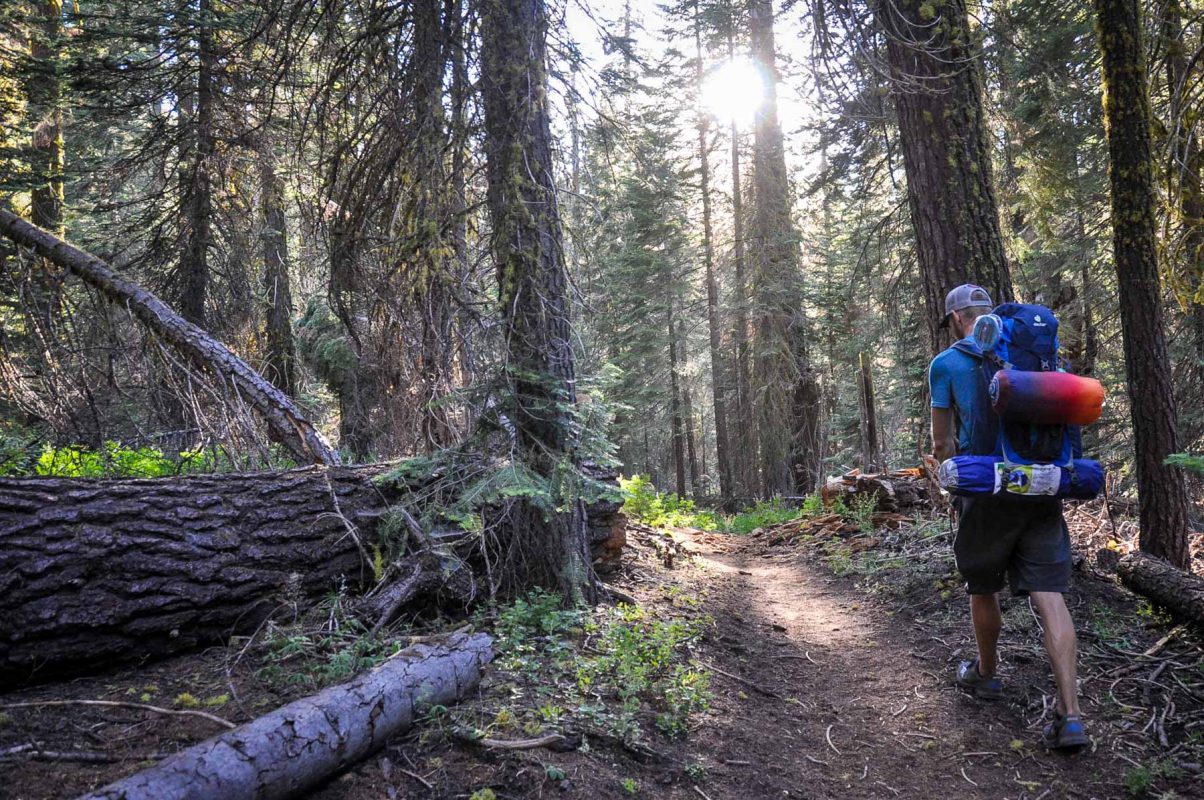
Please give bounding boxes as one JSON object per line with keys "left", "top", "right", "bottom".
{"left": 479, "top": 0, "right": 594, "bottom": 601}
{"left": 1094, "top": 0, "right": 1193, "bottom": 568}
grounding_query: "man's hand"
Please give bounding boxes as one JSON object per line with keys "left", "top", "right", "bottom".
{"left": 931, "top": 407, "right": 956, "bottom": 463}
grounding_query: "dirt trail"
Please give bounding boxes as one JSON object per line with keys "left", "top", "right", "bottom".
{"left": 680, "top": 534, "right": 1134, "bottom": 800}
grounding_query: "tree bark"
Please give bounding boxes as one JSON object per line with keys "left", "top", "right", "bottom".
{"left": 876, "top": 0, "right": 1014, "bottom": 356}
{"left": 478, "top": 0, "right": 594, "bottom": 602}
{"left": 694, "top": 9, "right": 734, "bottom": 504}
{"left": 1161, "top": 0, "right": 1204, "bottom": 408}
{"left": 668, "top": 302, "right": 687, "bottom": 498}
{"left": 24, "top": 0, "right": 65, "bottom": 332}
{"left": 79, "top": 633, "right": 493, "bottom": 800}
{"left": 1095, "top": 0, "right": 1193, "bottom": 569}
{"left": 0, "top": 467, "right": 387, "bottom": 680}
{"left": 747, "top": 0, "right": 821, "bottom": 496}
{"left": 258, "top": 131, "right": 298, "bottom": 398}
{"left": 27, "top": 0, "right": 64, "bottom": 236}
{"left": 726, "top": 23, "right": 754, "bottom": 497}
{"left": 0, "top": 210, "right": 339, "bottom": 466}
{"left": 858, "top": 352, "right": 881, "bottom": 473}
{"left": 1116, "top": 552, "right": 1204, "bottom": 622}
{"left": 179, "top": 0, "right": 216, "bottom": 327}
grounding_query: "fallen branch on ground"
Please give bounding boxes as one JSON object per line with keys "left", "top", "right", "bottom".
{"left": 78, "top": 632, "right": 492, "bottom": 800}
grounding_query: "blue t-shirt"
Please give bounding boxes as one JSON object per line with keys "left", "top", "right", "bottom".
{"left": 929, "top": 337, "right": 987, "bottom": 454}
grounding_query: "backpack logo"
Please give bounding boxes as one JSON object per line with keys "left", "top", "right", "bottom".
{"left": 1033, "top": 315, "right": 1047, "bottom": 327}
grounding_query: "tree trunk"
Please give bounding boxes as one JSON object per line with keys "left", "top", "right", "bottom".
{"left": 876, "top": 0, "right": 1014, "bottom": 356}
{"left": 258, "top": 132, "right": 298, "bottom": 398}
{"left": 479, "top": 0, "right": 595, "bottom": 602}
{"left": 27, "top": 0, "right": 64, "bottom": 236}
{"left": 1095, "top": 0, "right": 1193, "bottom": 569}
{"left": 727, "top": 26, "right": 755, "bottom": 497}
{"left": 413, "top": 0, "right": 455, "bottom": 448}
{"left": 858, "top": 352, "right": 881, "bottom": 473}
{"left": 679, "top": 318, "right": 703, "bottom": 493}
{"left": 80, "top": 633, "right": 493, "bottom": 800}
{"left": 0, "top": 467, "right": 387, "bottom": 679}
{"left": 24, "top": 0, "right": 65, "bottom": 331}
{"left": 1116, "top": 552, "right": 1204, "bottom": 622}
{"left": 179, "top": 0, "right": 215, "bottom": 327}
{"left": 1161, "top": 0, "right": 1204, "bottom": 410}
{"left": 0, "top": 210, "right": 339, "bottom": 466}
{"left": 668, "top": 305, "right": 687, "bottom": 497}
{"left": 747, "top": 0, "right": 821, "bottom": 496}
{"left": 694, "top": 9, "right": 733, "bottom": 504}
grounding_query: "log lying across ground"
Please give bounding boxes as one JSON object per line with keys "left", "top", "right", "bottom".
{"left": 79, "top": 632, "right": 493, "bottom": 800}
{"left": 0, "top": 466, "right": 394, "bottom": 680}
{"left": 1116, "top": 552, "right": 1204, "bottom": 623}
{"left": 1, "top": 466, "right": 623, "bottom": 681}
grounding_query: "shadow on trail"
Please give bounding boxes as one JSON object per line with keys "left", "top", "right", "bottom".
{"left": 680, "top": 535, "right": 1133, "bottom": 800}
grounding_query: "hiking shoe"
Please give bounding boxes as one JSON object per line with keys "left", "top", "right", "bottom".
{"left": 1042, "top": 713, "right": 1090, "bottom": 753}
{"left": 956, "top": 658, "right": 1004, "bottom": 701}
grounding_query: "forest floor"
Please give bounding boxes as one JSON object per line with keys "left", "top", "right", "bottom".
{"left": 3, "top": 504, "right": 1203, "bottom": 800}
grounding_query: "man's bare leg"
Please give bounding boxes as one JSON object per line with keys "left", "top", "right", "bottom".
{"left": 1028, "top": 591, "right": 1080, "bottom": 716}
{"left": 970, "top": 593, "right": 1002, "bottom": 677}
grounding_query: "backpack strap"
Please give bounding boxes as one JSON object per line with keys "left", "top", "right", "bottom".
{"left": 949, "top": 340, "right": 1002, "bottom": 456}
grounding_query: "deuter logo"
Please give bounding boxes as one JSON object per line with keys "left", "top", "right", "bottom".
{"left": 1033, "top": 315, "right": 1047, "bottom": 327}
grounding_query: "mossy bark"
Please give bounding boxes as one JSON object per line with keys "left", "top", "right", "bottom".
{"left": 1094, "top": 0, "right": 1192, "bottom": 569}
{"left": 876, "top": 0, "right": 1014, "bottom": 356}
{"left": 479, "top": 0, "right": 595, "bottom": 602}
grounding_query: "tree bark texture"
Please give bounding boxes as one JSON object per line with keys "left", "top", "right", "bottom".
{"left": 0, "top": 465, "right": 622, "bottom": 681}
{"left": 23, "top": 0, "right": 66, "bottom": 333}
{"left": 1095, "top": 0, "right": 1193, "bottom": 569}
{"left": 0, "top": 467, "right": 389, "bottom": 680}
{"left": 0, "top": 209, "right": 340, "bottom": 467}
{"left": 27, "top": 0, "right": 64, "bottom": 235}
{"left": 1161, "top": 0, "right": 1204, "bottom": 402}
{"left": 668, "top": 302, "right": 688, "bottom": 497}
{"left": 748, "top": 0, "right": 821, "bottom": 496}
{"left": 258, "top": 131, "right": 298, "bottom": 399}
{"left": 479, "top": 0, "right": 594, "bottom": 601}
{"left": 695, "top": 10, "right": 734, "bottom": 504}
{"left": 1116, "top": 552, "right": 1204, "bottom": 622}
{"left": 877, "top": 0, "right": 1014, "bottom": 356}
{"left": 858, "top": 352, "right": 881, "bottom": 473}
{"left": 179, "top": 0, "right": 216, "bottom": 327}
{"left": 79, "top": 633, "right": 493, "bottom": 800}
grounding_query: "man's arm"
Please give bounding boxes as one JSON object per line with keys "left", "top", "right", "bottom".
{"left": 932, "top": 407, "right": 956, "bottom": 463}
{"left": 928, "top": 355, "right": 956, "bottom": 462}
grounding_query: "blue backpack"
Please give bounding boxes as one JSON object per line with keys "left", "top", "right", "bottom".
{"left": 951, "top": 303, "right": 1081, "bottom": 467}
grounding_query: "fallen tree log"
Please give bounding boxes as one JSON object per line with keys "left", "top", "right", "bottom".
{"left": 0, "top": 209, "right": 338, "bottom": 467}
{"left": 1116, "top": 552, "right": 1204, "bottom": 623}
{"left": 78, "top": 632, "right": 493, "bottom": 800}
{"left": 0, "top": 466, "right": 396, "bottom": 680}
{"left": 1, "top": 466, "right": 623, "bottom": 681}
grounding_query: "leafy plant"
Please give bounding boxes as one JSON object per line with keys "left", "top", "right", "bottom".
{"left": 1165, "top": 453, "right": 1204, "bottom": 474}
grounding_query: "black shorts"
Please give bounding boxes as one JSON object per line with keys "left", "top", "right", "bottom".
{"left": 953, "top": 495, "right": 1072, "bottom": 595}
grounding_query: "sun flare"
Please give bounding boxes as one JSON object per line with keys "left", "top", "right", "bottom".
{"left": 701, "top": 57, "right": 767, "bottom": 129}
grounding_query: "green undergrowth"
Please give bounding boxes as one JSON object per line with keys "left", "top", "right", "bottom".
{"left": 254, "top": 588, "right": 413, "bottom": 691}
{"left": 0, "top": 426, "right": 296, "bottom": 478}
{"left": 477, "top": 589, "right": 712, "bottom": 746}
{"left": 619, "top": 473, "right": 880, "bottom": 535}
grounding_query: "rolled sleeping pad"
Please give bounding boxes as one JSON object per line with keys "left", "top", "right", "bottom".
{"left": 989, "top": 370, "right": 1105, "bottom": 426}
{"left": 938, "top": 455, "right": 1104, "bottom": 500}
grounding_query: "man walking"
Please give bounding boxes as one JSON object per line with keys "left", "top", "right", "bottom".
{"left": 929, "top": 284, "right": 1090, "bottom": 752}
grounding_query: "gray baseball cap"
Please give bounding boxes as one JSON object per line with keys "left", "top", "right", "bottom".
{"left": 939, "top": 284, "right": 993, "bottom": 328}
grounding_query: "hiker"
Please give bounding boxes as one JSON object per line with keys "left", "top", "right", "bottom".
{"left": 928, "top": 284, "right": 1090, "bottom": 752}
